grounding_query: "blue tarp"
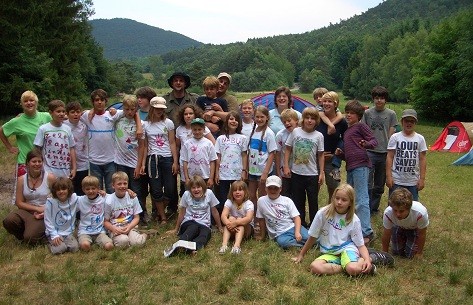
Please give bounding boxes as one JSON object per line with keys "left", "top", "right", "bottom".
{"left": 251, "top": 92, "right": 316, "bottom": 113}
{"left": 452, "top": 149, "right": 473, "bottom": 165}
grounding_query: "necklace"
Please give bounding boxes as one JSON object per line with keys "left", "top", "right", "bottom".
{"left": 27, "top": 171, "right": 43, "bottom": 192}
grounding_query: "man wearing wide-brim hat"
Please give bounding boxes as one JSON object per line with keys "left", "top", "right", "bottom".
{"left": 162, "top": 72, "right": 199, "bottom": 126}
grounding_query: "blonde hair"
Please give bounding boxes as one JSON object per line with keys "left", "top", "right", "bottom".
{"left": 248, "top": 106, "right": 270, "bottom": 152}
{"left": 147, "top": 106, "right": 166, "bottom": 122}
{"left": 301, "top": 107, "right": 320, "bottom": 131}
{"left": 322, "top": 91, "right": 340, "bottom": 108}
{"left": 324, "top": 184, "right": 356, "bottom": 224}
{"left": 202, "top": 76, "right": 219, "bottom": 89}
{"left": 240, "top": 99, "right": 254, "bottom": 109}
{"left": 20, "top": 90, "right": 38, "bottom": 104}
{"left": 112, "top": 171, "right": 128, "bottom": 184}
{"left": 280, "top": 108, "right": 299, "bottom": 123}
{"left": 81, "top": 175, "right": 100, "bottom": 189}
{"left": 122, "top": 95, "right": 138, "bottom": 109}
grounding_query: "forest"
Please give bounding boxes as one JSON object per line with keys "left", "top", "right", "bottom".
{"left": 1, "top": 0, "right": 472, "bottom": 122}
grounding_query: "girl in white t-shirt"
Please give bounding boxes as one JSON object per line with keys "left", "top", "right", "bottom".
{"left": 240, "top": 99, "right": 255, "bottom": 140}
{"left": 175, "top": 104, "right": 215, "bottom": 197}
{"left": 141, "top": 97, "right": 178, "bottom": 225}
{"left": 169, "top": 175, "right": 223, "bottom": 253}
{"left": 219, "top": 180, "right": 254, "bottom": 255}
{"left": 215, "top": 111, "right": 248, "bottom": 206}
{"left": 292, "top": 184, "right": 375, "bottom": 276}
{"left": 247, "top": 106, "right": 277, "bottom": 209}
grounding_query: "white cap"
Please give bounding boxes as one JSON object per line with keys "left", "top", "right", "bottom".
{"left": 266, "top": 175, "right": 282, "bottom": 188}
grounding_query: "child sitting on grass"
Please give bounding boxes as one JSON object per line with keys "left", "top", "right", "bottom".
{"left": 292, "top": 184, "right": 378, "bottom": 276}
{"left": 382, "top": 187, "right": 429, "bottom": 259}
{"left": 219, "top": 181, "right": 254, "bottom": 255}
{"left": 104, "top": 171, "right": 147, "bottom": 248}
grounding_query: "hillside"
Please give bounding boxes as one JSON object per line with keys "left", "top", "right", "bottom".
{"left": 89, "top": 18, "right": 203, "bottom": 60}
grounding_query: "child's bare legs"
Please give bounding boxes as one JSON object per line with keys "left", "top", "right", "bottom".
{"left": 80, "top": 240, "right": 91, "bottom": 251}
{"left": 310, "top": 259, "right": 343, "bottom": 275}
{"left": 344, "top": 258, "right": 368, "bottom": 276}
{"left": 221, "top": 226, "right": 231, "bottom": 248}
{"left": 233, "top": 225, "right": 245, "bottom": 249}
{"left": 248, "top": 180, "right": 258, "bottom": 209}
{"left": 258, "top": 180, "right": 267, "bottom": 197}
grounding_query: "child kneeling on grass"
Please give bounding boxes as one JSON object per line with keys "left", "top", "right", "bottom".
{"left": 256, "top": 175, "right": 309, "bottom": 249}
{"left": 104, "top": 171, "right": 147, "bottom": 248}
{"left": 168, "top": 175, "right": 223, "bottom": 255}
{"left": 292, "top": 184, "right": 381, "bottom": 276}
{"left": 382, "top": 187, "right": 429, "bottom": 259}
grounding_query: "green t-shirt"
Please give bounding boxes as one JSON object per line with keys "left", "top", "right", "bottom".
{"left": 2, "top": 112, "right": 51, "bottom": 164}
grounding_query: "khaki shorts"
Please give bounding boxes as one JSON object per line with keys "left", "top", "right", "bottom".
{"left": 78, "top": 233, "right": 113, "bottom": 248}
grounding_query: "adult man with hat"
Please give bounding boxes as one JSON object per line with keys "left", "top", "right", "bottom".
{"left": 217, "top": 72, "right": 239, "bottom": 112}
{"left": 162, "top": 72, "right": 199, "bottom": 126}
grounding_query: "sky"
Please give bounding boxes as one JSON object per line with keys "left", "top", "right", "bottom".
{"left": 90, "top": 0, "right": 384, "bottom": 44}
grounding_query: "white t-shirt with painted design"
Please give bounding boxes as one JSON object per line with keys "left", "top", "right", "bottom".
{"left": 248, "top": 127, "right": 277, "bottom": 176}
{"left": 387, "top": 131, "right": 427, "bottom": 186}
{"left": 215, "top": 134, "right": 248, "bottom": 180}
{"left": 114, "top": 116, "right": 144, "bottom": 168}
{"left": 256, "top": 195, "right": 299, "bottom": 239}
{"left": 77, "top": 194, "right": 107, "bottom": 236}
{"left": 285, "top": 127, "right": 324, "bottom": 176}
{"left": 275, "top": 128, "right": 291, "bottom": 178}
{"left": 44, "top": 193, "right": 78, "bottom": 239}
{"left": 176, "top": 125, "right": 211, "bottom": 182}
{"left": 34, "top": 122, "right": 76, "bottom": 178}
{"left": 104, "top": 193, "right": 143, "bottom": 227}
{"left": 224, "top": 199, "right": 254, "bottom": 226}
{"left": 308, "top": 206, "right": 364, "bottom": 255}
{"left": 64, "top": 120, "right": 88, "bottom": 171}
{"left": 383, "top": 201, "right": 429, "bottom": 230}
{"left": 180, "top": 189, "right": 219, "bottom": 228}
{"left": 241, "top": 121, "right": 254, "bottom": 140}
{"left": 182, "top": 137, "right": 217, "bottom": 179}
{"left": 143, "top": 118, "right": 175, "bottom": 157}
{"left": 81, "top": 110, "right": 121, "bottom": 165}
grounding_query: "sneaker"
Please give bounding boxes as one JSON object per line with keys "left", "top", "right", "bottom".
{"left": 368, "top": 248, "right": 395, "bottom": 267}
{"left": 218, "top": 245, "right": 228, "bottom": 254}
{"left": 330, "top": 168, "right": 341, "bottom": 181}
{"left": 231, "top": 247, "right": 241, "bottom": 255}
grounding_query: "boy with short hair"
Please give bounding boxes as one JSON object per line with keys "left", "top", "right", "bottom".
{"left": 335, "top": 100, "right": 378, "bottom": 245}
{"left": 135, "top": 86, "right": 157, "bottom": 121}
{"left": 275, "top": 109, "right": 299, "bottom": 197}
{"left": 34, "top": 99, "right": 77, "bottom": 179}
{"left": 196, "top": 76, "right": 228, "bottom": 136}
{"left": 182, "top": 118, "right": 217, "bottom": 188}
{"left": 77, "top": 175, "right": 114, "bottom": 251}
{"left": 113, "top": 95, "right": 147, "bottom": 223}
{"left": 362, "top": 86, "right": 398, "bottom": 213}
{"left": 82, "top": 89, "right": 119, "bottom": 193}
{"left": 386, "top": 109, "right": 427, "bottom": 201}
{"left": 104, "top": 171, "right": 147, "bottom": 248}
{"left": 64, "top": 101, "right": 88, "bottom": 195}
{"left": 256, "top": 175, "right": 309, "bottom": 249}
{"left": 382, "top": 187, "right": 429, "bottom": 259}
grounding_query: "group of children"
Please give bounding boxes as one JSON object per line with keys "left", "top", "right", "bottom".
{"left": 1, "top": 82, "right": 429, "bottom": 277}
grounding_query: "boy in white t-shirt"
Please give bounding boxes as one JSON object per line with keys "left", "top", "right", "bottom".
{"left": 182, "top": 118, "right": 217, "bottom": 188}
{"left": 386, "top": 109, "right": 427, "bottom": 201}
{"left": 382, "top": 187, "right": 429, "bottom": 259}
{"left": 34, "top": 100, "right": 76, "bottom": 179}
{"left": 256, "top": 175, "right": 309, "bottom": 249}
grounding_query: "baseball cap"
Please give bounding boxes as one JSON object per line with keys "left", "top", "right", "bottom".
{"left": 191, "top": 118, "right": 205, "bottom": 125}
{"left": 401, "top": 109, "right": 417, "bottom": 121}
{"left": 217, "top": 72, "right": 232, "bottom": 84}
{"left": 266, "top": 175, "right": 282, "bottom": 188}
{"left": 150, "top": 96, "right": 167, "bottom": 109}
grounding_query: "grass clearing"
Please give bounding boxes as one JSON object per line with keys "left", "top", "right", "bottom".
{"left": 1, "top": 101, "right": 472, "bottom": 305}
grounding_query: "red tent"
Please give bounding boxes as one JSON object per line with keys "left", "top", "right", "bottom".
{"left": 430, "top": 121, "right": 473, "bottom": 152}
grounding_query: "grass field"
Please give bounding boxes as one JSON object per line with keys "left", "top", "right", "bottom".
{"left": 0, "top": 95, "right": 472, "bottom": 305}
